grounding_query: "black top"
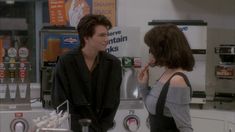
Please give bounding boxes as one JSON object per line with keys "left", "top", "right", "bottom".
{"left": 156, "top": 72, "right": 192, "bottom": 115}
{"left": 149, "top": 72, "right": 192, "bottom": 132}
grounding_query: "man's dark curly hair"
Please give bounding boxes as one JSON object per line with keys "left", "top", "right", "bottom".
{"left": 77, "top": 14, "right": 112, "bottom": 49}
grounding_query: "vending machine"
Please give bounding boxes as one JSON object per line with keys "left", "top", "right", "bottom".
{"left": 214, "top": 44, "right": 235, "bottom": 102}
{"left": 39, "top": 26, "right": 79, "bottom": 108}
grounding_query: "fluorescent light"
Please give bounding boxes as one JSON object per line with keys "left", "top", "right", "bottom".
{"left": 6, "top": 0, "right": 15, "bottom": 4}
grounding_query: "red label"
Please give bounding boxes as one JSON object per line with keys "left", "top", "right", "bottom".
{"left": 19, "top": 69, "right": 26, "bottom": 78}
{"left": 15, "top": 112, "right": 23, "bottom": 118}
{"left": 0, "top": 70, "right": 4, "bottom": 78}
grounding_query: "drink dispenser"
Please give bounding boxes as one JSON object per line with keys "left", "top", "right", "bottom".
{"left": 214, "top": 44, "right": 235, "bottom": 101}
{"left": 215, "top": 44, "right": 235, "bottom": 79}
{"left": 120, "top": 57, "right": 141, "bottom": 100}
{"left": 0, "top": 38, "right": 31, "bottom": 110}
{"left": 40, "top": 27, "right": 79, "bottom": 108}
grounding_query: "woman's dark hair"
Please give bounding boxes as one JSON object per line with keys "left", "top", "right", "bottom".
{"left": 144, "top": 24, "right": 195, "bottom": 71}
{"left": 77, "top": 14, "right": 112, "bottom": 48}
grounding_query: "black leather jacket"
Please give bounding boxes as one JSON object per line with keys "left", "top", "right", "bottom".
{"left": 52, "top": 48, "right": 122, "bottom": 132}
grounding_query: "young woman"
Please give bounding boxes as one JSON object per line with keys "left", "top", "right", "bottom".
{"left": 138, "top": 24, "right": 195, "bottom": 132}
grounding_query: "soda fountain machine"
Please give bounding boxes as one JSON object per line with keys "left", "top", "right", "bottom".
{"left": 107, "top": 27, "right": 150, "bottom": 132}
{"left": 0, "top": 36, "right": 42, "bottom": 132}
{"left": 39, "top": 26, "right": 79, "bottom": 108}
{"left": 0, "top": 37, "right": 31, "bottom": 111}
{"left": 0, "top": 14, "right": 55, "bottom": 131}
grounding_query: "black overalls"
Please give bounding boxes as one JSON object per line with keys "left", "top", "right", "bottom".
{"left": 149, "top": 72, "right": 192, "bottom": 132}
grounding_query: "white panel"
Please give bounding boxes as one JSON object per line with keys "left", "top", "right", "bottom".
{"left": 178, "top": 25, "right": 207, "bottom": 49}
{"left": 186, "top": 54, "right": 206, "bottom": 91}
{"left": 192, "top": 117, "right": 225, "bottom": 132}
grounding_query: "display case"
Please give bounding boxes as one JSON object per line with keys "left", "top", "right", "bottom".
{"left": 0, "top": 1, "right": 35, "bottom": 110}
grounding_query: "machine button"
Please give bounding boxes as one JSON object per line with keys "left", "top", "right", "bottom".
{"left": 10, "top": 118, "right": 29, "bottom": 132}
{"left": 123, "top": 115, "right": 140, "bottom": 132}
{"left": 15, "top": 121, "right": 24, "bottom": 132}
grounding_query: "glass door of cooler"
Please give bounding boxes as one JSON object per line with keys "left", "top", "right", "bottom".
{"left": 0, "top": 1, "right": 35, "bottom": 110}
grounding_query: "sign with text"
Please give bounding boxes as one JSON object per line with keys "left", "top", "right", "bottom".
{"left": 107, "top": 27, "right": 141, "bottom": 57}
{"left": 48, "top": 0, "right": 116, "bottom": 27}
{"left": 93, "top": 0, "right": 116, "bottom": 26}
{"left": 48, "top": 0, "right": 67, "bottom": 25}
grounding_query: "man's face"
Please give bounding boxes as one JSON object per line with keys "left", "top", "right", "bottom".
{"left": 85, "top": 25, "right": 109, "bottom": 52}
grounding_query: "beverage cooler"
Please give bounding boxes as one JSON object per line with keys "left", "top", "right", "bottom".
{"left": 39, "top": 27, "right": 79, "bottom": 108}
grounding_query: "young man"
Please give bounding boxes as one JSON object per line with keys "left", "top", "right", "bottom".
{"left": 52, "top": 14, "right": 122, "bottom": 132}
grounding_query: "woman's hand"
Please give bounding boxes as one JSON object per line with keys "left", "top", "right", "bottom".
{"left": 137, "top": 63, "right": 150, "bottom": 84}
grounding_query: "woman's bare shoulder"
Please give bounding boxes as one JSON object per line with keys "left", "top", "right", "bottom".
{"left": 169, "top": 75, "right": 188, "bottom": 88}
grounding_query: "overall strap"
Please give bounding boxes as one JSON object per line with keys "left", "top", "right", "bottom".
{"left": 174, "top": 72, "right": 192, "bottom": 98}
{"left": 156, "top": 71, "right": 166, "bottom": 81}
{"left": 155, "top": 72, "right": 192, "bottom": 115}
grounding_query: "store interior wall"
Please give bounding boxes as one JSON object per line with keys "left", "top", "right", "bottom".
{"left": 117, "top": 0, "right": 235, "bottom": 99}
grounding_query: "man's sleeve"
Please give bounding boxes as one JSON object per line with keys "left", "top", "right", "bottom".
{"left": 51, "top": 58, "right": 69, "bottom": 110}
{"left": 99, "top": 59, "right": 122, "bottom": 131}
